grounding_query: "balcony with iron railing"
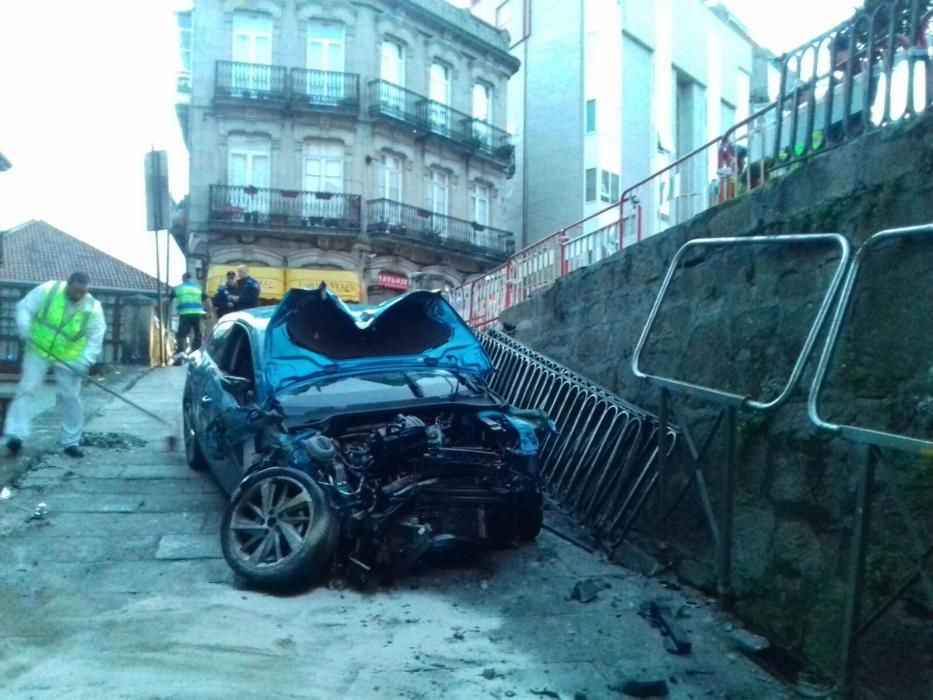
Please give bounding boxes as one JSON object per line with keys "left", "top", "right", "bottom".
{"left": 368, "top": 80, "right": 515, "bottom": 166}
{"left": 215, "top": 61, "right": 289, "bottom": 104}
{"left": 366, "top": 198, "right": 515, "bottom": 260}
{"left": 215, "top": 61, "right": 360, "bottom": 114}
{"left": 289, "top": 67, "right": 360, "bottom": 113}
{"left": 209, "top": 185, "right": 362, "bottom": 233}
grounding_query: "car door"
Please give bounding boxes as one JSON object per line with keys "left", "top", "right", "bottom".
{"left": 204, "top": 323, "right": 259, "bottom": 493}
{"left": 186, "top": 319, "right": 233, "bottom": 453}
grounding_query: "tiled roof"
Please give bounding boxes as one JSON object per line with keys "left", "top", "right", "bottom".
{"left": 0, "top": 220, "right": 163, "bottom": 293}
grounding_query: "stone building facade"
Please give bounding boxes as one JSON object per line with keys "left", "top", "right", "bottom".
{"left": 175, "top": 0, "right": 519, "bottom": 304}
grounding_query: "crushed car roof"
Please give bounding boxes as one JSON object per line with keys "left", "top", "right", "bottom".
{"left": 255, "top": 287, "right": 493, "bottom": 394}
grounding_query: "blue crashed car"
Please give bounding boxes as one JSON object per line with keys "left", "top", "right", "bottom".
{"left": 182, "top": 286, "right": 552, "bottom": 590}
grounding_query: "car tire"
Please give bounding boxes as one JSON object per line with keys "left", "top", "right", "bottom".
{"left": 486, "top": 495, "right": 544, "bottom": 546}
{"left": 220, "top": 467, "right": 338, "bottom": 592}
{"left": 182, "top": 399, "right": 208, "bottom": 471}
{"left": 513, "top": 503, "right": 544, "bottom": 542}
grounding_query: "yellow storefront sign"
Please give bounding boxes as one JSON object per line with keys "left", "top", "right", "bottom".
{"left": 205, "top": 265, "right": 361, "bottom": 303}
{"left": 285, "top": 268, "right": 361, "bottom": 302}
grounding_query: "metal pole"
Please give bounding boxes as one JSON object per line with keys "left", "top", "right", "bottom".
{"left": 656, "top": 388, "right": 670, "bottom": 538}
{"left": 154, "top": 230, "right": 164, "bottom": 366}
{"left": 719, "top": 405, "right": 737, "bottom": 608}
{"left": 165, "top": 223, "right": 171, "bottom": 357}
{"left": 839, "top": 444, "right": 877, "bottom": 698}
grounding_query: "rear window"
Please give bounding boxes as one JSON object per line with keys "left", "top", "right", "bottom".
{"left": 286, "top": 293, "right": 452, "bottom": 359}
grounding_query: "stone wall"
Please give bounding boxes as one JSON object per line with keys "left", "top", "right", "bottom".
{"left": 500, "top": 115, "right": 933, "bottom": 696}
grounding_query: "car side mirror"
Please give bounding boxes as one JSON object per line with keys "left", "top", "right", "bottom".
{"left": 221, "top": 375, "right": 254, "bottom": 405}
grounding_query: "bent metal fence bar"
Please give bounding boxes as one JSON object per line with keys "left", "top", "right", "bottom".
{"left": 449, "top": 0, "right": 933, "bottom": 330}
{"left": 480, "top": 330, "right": 677, "bottom": 551}
{"left": 807, "top": 224, "right": 933, "bottom": 698}
{"left": 631, "top": 234, "right": 851, "bottom": 603}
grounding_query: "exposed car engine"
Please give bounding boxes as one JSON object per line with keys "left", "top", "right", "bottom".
{"left": 249, "top": 408, "right": 548, "bottom": 585}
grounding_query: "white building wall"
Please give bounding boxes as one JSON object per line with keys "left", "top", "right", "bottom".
{"left": 472, "top": 0, "right": 755, "bottom": 246}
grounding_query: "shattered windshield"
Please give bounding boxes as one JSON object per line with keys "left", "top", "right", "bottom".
{"left": 276, "top": 369, "right": 483, "bottom": 412}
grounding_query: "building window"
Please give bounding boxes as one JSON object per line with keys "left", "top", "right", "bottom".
{"left": 177, "top": 12, "right": 192, "bottom": 73}
{"left": 428, "top": 62, "right": 451, "bottom": 132}
{"left": 232, "top": 12, "right": 273, "bottom": 93}
{"left": 472, "top": 82, "right": 492, "bottom": 122}
{"left": 471, "top": 183, "right": 490, "bottom": 226}
{"left": 585, "top": 99, "right": 596, "bottom": 134}
{"left": 228, "top": 135, "right": 271, "bottom": 213}
{"left": 232, "top": 12, "right": 272, "bottom": 64}
{"left": 303, "top": 141, "right": 344, "bottom": 193}
{"left": 382, "top": 154, "right": 402, "bottom": 201}
{"left": 430, "top": 170, "right": 449, "bottom": 215}
{"left": 380, "top": 39, "right": 405, "bottom": 87}
{"left": 228, "top": 135, "right": 271, "bottom": 188}
{"left": 720, "top": 99, "right": 737, "bottom": 133}
{"left": 429, "top": 62, "right": 451, "bottom": 105}
{"left": 308, "top": 22, "right": 345, "bottom": 73}
{"left": 601, "top": 171, "right": 620, "bottom": 203}
{"left": 495, "top": 0, "right": 513, "bottom": 30}
{"left": 585, "top": 168, "right": 596, "bottom": 202}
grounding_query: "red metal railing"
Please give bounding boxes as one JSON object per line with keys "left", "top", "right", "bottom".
{"left": 450, "top": 0, "right": 933, "bottom": 330}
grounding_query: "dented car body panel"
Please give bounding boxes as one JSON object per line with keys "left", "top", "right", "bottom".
{"left": 183, "top": 287, "right": 552, "bottom": 588}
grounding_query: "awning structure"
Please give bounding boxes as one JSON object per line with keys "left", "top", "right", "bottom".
{"left": 205, "top": 266, "right": 361, "bottom": 302}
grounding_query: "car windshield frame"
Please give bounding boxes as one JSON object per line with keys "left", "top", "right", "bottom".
{"left": 273, "top": 367, "right": 492, "bottom": 416}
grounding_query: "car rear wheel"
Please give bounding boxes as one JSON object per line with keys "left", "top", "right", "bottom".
{"left": 220, "top": 467, "right": 337, "bottom": 592}
{"left": 183, "top": 399, "right": 208, "bottom": 471}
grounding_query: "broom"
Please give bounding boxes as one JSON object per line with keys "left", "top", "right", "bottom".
{"left": 31, "top": 343, "right": 179, "bottom": 452}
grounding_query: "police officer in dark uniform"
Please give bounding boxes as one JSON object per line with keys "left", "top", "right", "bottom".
{"left": 212, "top": 270, "right": 237, "bottom": 318}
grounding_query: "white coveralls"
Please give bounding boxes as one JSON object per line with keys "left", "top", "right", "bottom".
{"left": 3, "top": 281, "right": 106, "bottom": 448}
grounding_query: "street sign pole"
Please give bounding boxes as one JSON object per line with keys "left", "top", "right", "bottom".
{"left": 144, "top": 149, "right": 172, "bottom": 366}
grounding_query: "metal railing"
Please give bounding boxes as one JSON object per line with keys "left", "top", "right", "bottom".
{"left": 482, "top": 330, "right": 677, "bottom": 549}
{"left": 720, "top": 0, "right": 933, "bottom": 198}
{"left": 289, "top": 68, "right": 360, "bottom": 112}
{"left": 209, "top": 185, "right": 362, "bottom": 231}
{"left": 366, "top": 198, "right": 515, "bottom": 258}
{"left": 447, "top": 0, "right": 933, "bottom": 330}
{"left": 215, "top": 61, "right": 288, "bottom": 102}
{"left": 367, "top": 80, "right": 514, "bottom": 163}
{"left": 807, "top": 224, "right": 933, "bottom": 697}
{"left": 215, "top": 61, "right": 361, "bottom": 114}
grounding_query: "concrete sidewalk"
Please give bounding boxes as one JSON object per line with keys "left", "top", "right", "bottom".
{"left": 0, "top": 367, "right": 791, "bottom": 699}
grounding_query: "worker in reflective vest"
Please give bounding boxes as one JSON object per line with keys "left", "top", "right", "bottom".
{"left": 4, "top": 272, "right": 106, "bottom": 459}
{"left": 171, "top": 272, "right": 208, "bottom": 355}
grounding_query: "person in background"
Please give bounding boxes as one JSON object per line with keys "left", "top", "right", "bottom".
{"left": 231, "top": 264, "right": 261, "bottom": 311}
{"left": 212, "top": 270, "right": 237, "bottom": 318}
{"left": 3, "top": 272, "right": 106, "bottom": 459}
{"left": 170, "top": 272, "right": 208, "bottom": 354}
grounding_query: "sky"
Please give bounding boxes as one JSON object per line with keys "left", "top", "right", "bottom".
{"left": 0, "top": 0, "right": 860, "bottom": 281}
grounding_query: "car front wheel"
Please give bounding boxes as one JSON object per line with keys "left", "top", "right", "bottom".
{"left": 220, "top": 467, "right": 338, "bottom": 592}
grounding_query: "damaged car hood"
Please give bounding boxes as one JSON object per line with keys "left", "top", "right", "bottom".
{"left": 262, "top": 287, "right": 493, "bottom": 395}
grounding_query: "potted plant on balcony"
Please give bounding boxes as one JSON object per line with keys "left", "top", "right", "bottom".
{"left": 315, "top": 191, "right": 334, "bottom": 200}
{"left": 281, "top": 190, "right": 300, "bottom": 198}
{"left": 244, "top": 185, "right": 259, "bottom": 196}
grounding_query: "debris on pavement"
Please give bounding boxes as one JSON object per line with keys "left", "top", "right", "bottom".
{"left": 25, "top": 502, "right": 49, "bottom": 522}
{"left": 529, "top": 688, "right": 561, "bottom": 698}
{"left": 609, "top": 677, "right": 670, "bottom": 697}
{"left": 80, "top": 432, "right": 147, "bottom": 449}
{"left": 568, "top": 577, "right": 612, "bottom": 603}
{"left": 1, "top": 486, "right": 12, "bottom": 499}
{"left": 730, "top": 627, "right": 770, "bottom": 654}
{"left": 481, "top": 667, "right": 502, "bottom": 680}
{"left": 640, "top": 600, "right": 692, "bottom": 655}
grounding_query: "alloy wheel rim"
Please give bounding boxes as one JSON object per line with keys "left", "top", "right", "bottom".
{"left": 229, "top": 476, "right": 314, "bottom": 568}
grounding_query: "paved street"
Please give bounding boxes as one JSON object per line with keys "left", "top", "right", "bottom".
{"left": 0, "top": 367, "right": 790, "bottom": 700}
